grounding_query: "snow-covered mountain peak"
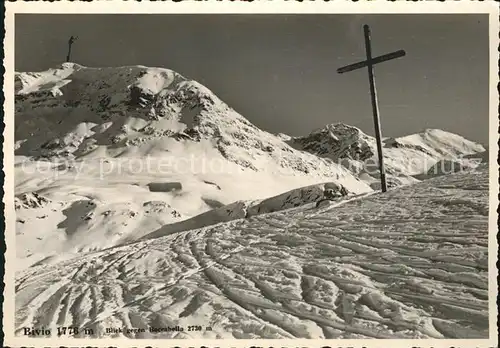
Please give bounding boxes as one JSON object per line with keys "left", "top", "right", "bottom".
{"left": 14, "top": 63, "right": 257, "bottom": 155}
{"left": 15, "top": 63, "right": 369, "bottom": 195}
{"left": 289, "top": 122, "right": 375, "bottom": 161}
{"left": 287, "top": 122, "right": 485, "bottom": 189}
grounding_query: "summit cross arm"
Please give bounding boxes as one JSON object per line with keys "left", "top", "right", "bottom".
{"left": 337, "top": 24, "right": 406, "bottom": 193}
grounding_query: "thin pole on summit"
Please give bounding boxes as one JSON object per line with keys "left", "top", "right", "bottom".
{"left": 66, "top": 36, "right": 78, "bottom": 62}
{"left": 337, "top": 25, "right": 406, "bottom": 193}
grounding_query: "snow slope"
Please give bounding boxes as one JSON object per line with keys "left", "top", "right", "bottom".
{"left": 15, "top": 164, "right": 490, "bottom": 339}
{"left": 14, "top": 63, "right": 486, "bottom": 272}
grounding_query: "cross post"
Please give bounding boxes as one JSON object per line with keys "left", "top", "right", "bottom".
{"left": 66, "top": 36, "right": 78, "bottom": 63}
{"left": 337, "top": 24, "right": 406, "bottom": 193}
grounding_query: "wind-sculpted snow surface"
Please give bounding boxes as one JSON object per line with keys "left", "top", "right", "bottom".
{"left": 15, "top": 165, "right": 490, "bottom": 339}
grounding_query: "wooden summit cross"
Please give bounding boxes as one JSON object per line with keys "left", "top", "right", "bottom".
{"left": 337, "top": 24, "right": 406, "bottom": 193}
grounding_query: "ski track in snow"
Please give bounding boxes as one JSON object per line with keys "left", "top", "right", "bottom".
{"left": 15, "top": 167, "right": 490, "bottom": 339}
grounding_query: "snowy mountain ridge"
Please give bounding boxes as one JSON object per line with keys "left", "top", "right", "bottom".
{"left": 15, "top": 164, "right": 490, "bottom": 339}
{"left": 15, "top": 63, "right": 359, "bottom": 183}
{"left": 14, "top": 63, "right": 487, "bottom": 268}
{"left": 289, "top": 123, "right": 485, "bottom": 173}
{"left": 288, "top": 123, "right": 485, "bottom": 188}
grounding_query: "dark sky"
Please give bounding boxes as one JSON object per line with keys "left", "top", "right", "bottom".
{"left": 15, "top": 14, "right": 489, "bottom": 144}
